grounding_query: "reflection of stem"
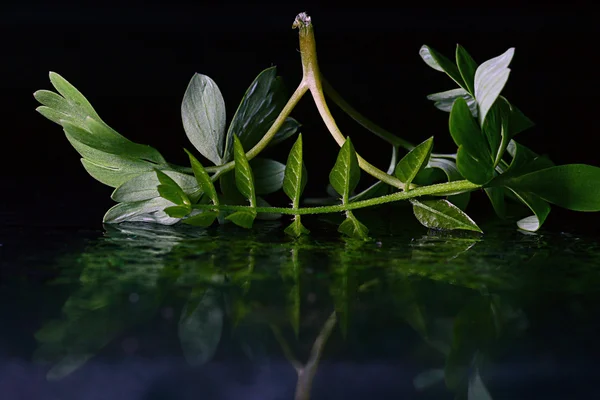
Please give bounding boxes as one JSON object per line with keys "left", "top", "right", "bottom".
{"left": 271, "top": 310, "right": 338, "bottom": 400}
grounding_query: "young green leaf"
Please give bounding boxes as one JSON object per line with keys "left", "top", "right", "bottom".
{"left": 395, "top": 136, "right": 434, "bottom": 187}
{"left": 426, "top": 88, "right": 478, "bottom": 117}
{"left": 500, "top": 164, "right": 600, "bottom": 211}
{"left": 474, "top": 48, "right": 515, "bottom": 125}
{"left": 283, "top": 134, "right": 308, "bottom": 206}
{"left": 225, "top": 67, "right": 300, "bottom": 159}
{"left": 231, "top": 135, "right": 257, "bottom": 207}
{"left": 329, "top": 137, "right": 360, "bottom": 203}
{"left": 283, "top": 134, "right": 309, "bottom": 236}
{"left": 251, "top": 158, "right": 286, "bottom": 195}
{"left": 419, "top": 45, "right": 466, "bottom": 89}
{"left": 225, "top": 210, "right": 257, "bottom": 229}
{"left": 411, "top": 199, "right": 482, "bottom": 233}
{"left": 338, "top": 211, "right": 370, "bottom": 240}
{"left": 456, "top": 45, "right": 478, "bottom": 94}
{"left": 111, "top": 170, "right": 201, "bottom": 202}
{"left": 164, "top": 205, "right": 192, "bottom": 218}
{"left": 183, "top": 211, "right": 219, "bottom": 227}
{"left": 285, "top": 217, "right": 310, "bottom": 238}
{"left": 184, "top": 149, "right": 219, "bottom": 205}
{"left": 155, "top": 169, "right": 192, "bottom": 207}
{"left": 181, "top": 73, "right": 227, "bottom": 166}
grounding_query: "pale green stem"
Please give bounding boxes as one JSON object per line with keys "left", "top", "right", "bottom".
{"left": 322, "top": 79, "right": 414, "bottom": 151}
{"left": 192, "top": 179, "right": 481, "bottom": 215}
{"left": 295, "top": 13, "right": 406, "bottom": 190}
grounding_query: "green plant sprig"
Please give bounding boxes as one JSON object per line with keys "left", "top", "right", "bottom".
{"left": 34, "top": 12, "right": 600, "bottom": 240}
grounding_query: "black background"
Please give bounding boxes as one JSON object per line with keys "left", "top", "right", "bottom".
{"left": 2, "top": 1, "right": 600, "bottom": 231}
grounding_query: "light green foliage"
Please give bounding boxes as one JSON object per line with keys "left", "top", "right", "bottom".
{"left": 411, "top": 199, "right": 482, "bottom": 233}
{"left": 283, "top": 134, "right": 309, "bottom": 237}
{"left": 395, "top": 137, "right": 434, "bottom": 188}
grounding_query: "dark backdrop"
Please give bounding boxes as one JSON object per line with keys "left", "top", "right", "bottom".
{"left": 2, "top": 2, "right": 599, "bottom": 231}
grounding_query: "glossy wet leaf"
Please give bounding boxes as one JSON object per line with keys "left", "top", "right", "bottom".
{"left": 251, "top": 158, "right": 286, "bottom": 195}
{"left": 232, "top": 135, "right": 256, "bottom": 207}
{"left": 411, "top": 199, "right": 482, "bottom": 232}
{"left": 225, "top": 210, "right": 257, "bottom": 229}
{"left": 419, "top": 45, "right": 466, "bottom": 88}
{"left": 456, "top": 45, "right": 478, "bottom": 94}
{"left": 181, "top": 73, "right": 227, "bottom": 166}
{"left": 225, "top": 67, "right": 300, "bottom": 159}
{"left": 474, "top": 47, "right": 514, "bottom": 125}
{"left": 427, "top": 88, "right": 478, "bottom": 117}
{"left": 506, "top": 188, "right": 551, "bottom": 231}
{"left": 111, "top": 170, "right": 200, "bottom": 203}
{"left": 183, "top": 210, "right": 219, "bottom": 227}
{"left": 185, "top": 149, "right": 219, "bottom": 205}
{"left": 338, "top": 211, "right": 370, "bottom": 240}
{"left": 501, "top": 164, "right": 600, "bottom": 212}
{"left": 395, "top": 136, "right": 434, "bottom": 187}
{"left": 179, "top": 289, "right": 223, "bottom": 366}
{"left": 330, "top": 137, "right": 360, "bottom": 203}
{"left": 155, "top": 169, "right": 191, "bottom": 206}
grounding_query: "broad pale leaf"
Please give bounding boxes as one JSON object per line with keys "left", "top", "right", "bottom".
{"left": 232, "top": 135, "right": 256, "bottom": 207}
{"left": 427, "top": 88, "right": 478, "bottom": 117}
{"left": 395, "top": 136, "right": 434, "bottom": 187}
{"left": 411, "top": 199, "right": 482, "bottom": 232}
{"left": 103, "top": 197, "right": 179, "bottom": 225}
{"left": 419, "top": 45, "right": 466, "bottom": 88}
{"left": 474, "top": 48, "right": 515, "bottom": 125}
{"left": 112, "top": 170, "right": 200, "bottom": 202}
{"left": 338, "top": 212, "right": 370, "bottom": 240}
{"left": 181, "top": 73, "right": 227, "bottom": 166}
{"left": 251, "top": 158, "right": 286, "bottom": 195}
{"left": 184, "top": 149, "right": 219, "bottom": 205}
{"left": 329, "top": 137, "right": 360, "bottom": 204}
{"left": 179, "top": 289, "right": 223, "bottom": 366}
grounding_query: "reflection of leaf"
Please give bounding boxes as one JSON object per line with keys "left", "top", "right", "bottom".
{"left": 468, "top": 367, "right": 493, "bottom": 400}
{"left": 46, "top": 353, "right": 94, "bottom": 381}
{"left": 179, "top": 288, "right": 223, "bottom": 366}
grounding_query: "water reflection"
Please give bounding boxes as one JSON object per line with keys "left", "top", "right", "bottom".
{"left": 23, "top": 220, "right": 600, "bottom": 399}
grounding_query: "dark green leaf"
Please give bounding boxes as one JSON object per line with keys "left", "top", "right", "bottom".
{"left": 232, "top": 135, "right": 256, "bottom": 207}
{"left": 181, "top": 73, "right": 227, "bottom": 166}
{"left": 502, "top": 140, "right": 554, "bottom": 178}
{"left": 164, "top": 205, "right": 192, "bottom": 218}
{"left": 456, "top": 45, "right": 478, "bottom": 94}
{"left": 505, "top": 188, "right": 551, "bottom": 231}
{"left": 449, "top": 98, "right": 490, "bottom": 161}
{"left": 501, "top": 164, "right": 600, "bottom": 211}
{"left": 183, "top": 211, "right": 219, "bottom": 227}
{"left": 427, "top": 88, "right": 478, "bottom": 117}
{"left": 338, "top": 211, "right": 370, "bottom": 240}
{"left": 456, "top": 147, "right": 494, "bottom": 185}
{"left": 411, "top": 199, "right": 482, "bottom": 232}
{"left": 484, "top": 187, "right": 506, "bottom": 218}
{"left": 225, "top": 210, "right": 257, "bottom": 229}
{"left": 329, "top": 137, "right": 360, "bottom": 203}
{"left": 395, "top": 136, "right": 434, "bottom": 187}
{"left": 419, "top": 45, "right": 466, "bottom": 88}
{"left": 284, "top": 217, "right": 310, "bottom": 237}
{"left": 184, "top": 149, "right": 219, "bottom": 205}
{"left": 225, "top": 67, "right": 290, "bottom": 158}
{"left": 111, "top": 170, "right": 200, "bottom": 202}
{"left": 155, "top": 169, "right": 191, "bottom": 206}
{"left": 269, "top": 117, "right": 301, "bottom": 147}
{"left": 283, "top": 134, "right": 308, "bottom": 207}
{"left": 474, "top": 48, "right": 515, "bottom": 125}
{"left": 505, "top": 100, "right": 534, "bottom": 137}
{"left": 251, "top": 158, "right": 286, "bottom": 195}
{"left": 179, "top": 289, "right": 223, "bottom": 366}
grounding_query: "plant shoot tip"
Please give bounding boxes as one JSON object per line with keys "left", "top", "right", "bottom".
{"left": 292, "top": 12, "right": 311, "bottom": 29}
